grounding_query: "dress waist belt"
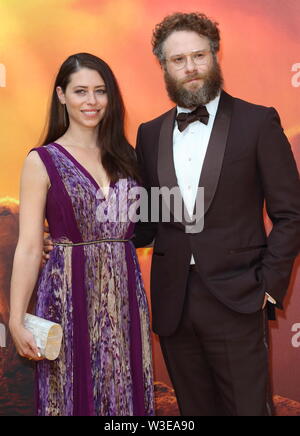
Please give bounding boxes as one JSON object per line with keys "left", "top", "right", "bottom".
{"left": 53, "top": 239, "right": 130, "bottom": 247}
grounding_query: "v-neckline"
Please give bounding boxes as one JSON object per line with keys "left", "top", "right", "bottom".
{"left": 51, "top": 142, "right": 113, "bottom": 200}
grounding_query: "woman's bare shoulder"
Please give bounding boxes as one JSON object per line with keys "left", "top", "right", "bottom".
{"left": 22, "top": 150, "right": 49, "bottom": 185}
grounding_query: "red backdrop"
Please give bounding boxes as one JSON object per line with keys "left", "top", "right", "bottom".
{"left": 0, "top": 0, "right": 299, "bottom": 415}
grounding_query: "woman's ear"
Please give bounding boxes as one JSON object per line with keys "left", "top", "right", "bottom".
{"left": 56, "top": 86, "right": 66, "bottom": 105}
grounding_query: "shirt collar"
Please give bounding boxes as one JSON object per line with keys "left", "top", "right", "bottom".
{"left": 177, "top": 91, "right": 221, "bottom": 117}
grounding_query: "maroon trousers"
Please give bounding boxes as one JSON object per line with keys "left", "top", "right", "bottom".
{"left": 159, "top": 268, "right": 274, "bottom": 416}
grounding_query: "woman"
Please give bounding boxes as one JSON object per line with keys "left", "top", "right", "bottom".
{"left": 9, "top": 53, "right": 154, "bottom": 416}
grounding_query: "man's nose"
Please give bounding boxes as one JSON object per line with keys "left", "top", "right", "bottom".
{"left": 185, "top": 55, "right": 197, "bottom": 73}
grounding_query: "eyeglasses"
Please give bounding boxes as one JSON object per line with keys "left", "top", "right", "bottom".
{"left": 166, "top": 50, "right": 211, "bottom": 70}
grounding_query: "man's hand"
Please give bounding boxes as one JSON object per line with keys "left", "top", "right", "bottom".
{"left": 42, "top": 224, "right": 53, "bottom": 265}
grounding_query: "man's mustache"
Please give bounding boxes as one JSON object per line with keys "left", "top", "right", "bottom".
{"left": 180, "top": 74, "right": 206, "bottom": 85}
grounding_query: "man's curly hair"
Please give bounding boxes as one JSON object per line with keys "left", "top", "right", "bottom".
{"left": 152, "top": 12, "right": 220, "bottom": 64}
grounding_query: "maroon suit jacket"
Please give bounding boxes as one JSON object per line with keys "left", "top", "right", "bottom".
{"left": 133, "top": 90, "right": 300, "bottom": 336}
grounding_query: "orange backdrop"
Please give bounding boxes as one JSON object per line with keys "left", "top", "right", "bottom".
{"left": 0, "top": 0, "right": 299, "bottom": 412}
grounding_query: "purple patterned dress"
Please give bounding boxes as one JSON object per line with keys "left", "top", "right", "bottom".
{"left": 30, "top": 143, "right": 154, "bottom": 416}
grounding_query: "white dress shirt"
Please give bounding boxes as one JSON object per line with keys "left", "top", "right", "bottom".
{"left": 173, "top": 94, "right": 221, "bottom": 264}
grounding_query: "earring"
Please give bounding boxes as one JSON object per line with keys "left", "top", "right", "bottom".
{"left": 63, "top": 104, "right": 68, "bottom": 127}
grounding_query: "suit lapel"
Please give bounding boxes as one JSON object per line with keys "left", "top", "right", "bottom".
{"left": 198, "top": 90, "right": 234, "bottom": 216}
{"left": 157, "top": 108, "right": 189, "bottom": 228}
{"left": 157, "top": 107, "right": 177, "bottom": 192}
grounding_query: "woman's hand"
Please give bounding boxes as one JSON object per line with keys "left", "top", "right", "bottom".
{"left": 42, "top": 224, "right": 54, "bottom": 265}
{"left": 9, "top": 323, "right": 44, "bottom": 361}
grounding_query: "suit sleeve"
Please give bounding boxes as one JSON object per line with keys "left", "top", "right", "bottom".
{"left": 132, "top": 124, "right": 158, "bottom": 248}
{"left": 257, "top": 107, "right": 300, "bottom": 307}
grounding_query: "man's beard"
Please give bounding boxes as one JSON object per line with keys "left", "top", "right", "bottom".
{"left": 164, "top": 57, "right": 224, "bottom": 108}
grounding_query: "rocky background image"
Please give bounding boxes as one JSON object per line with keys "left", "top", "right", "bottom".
{"left": 0, "top": 199, "right": 35, "bottom": 416}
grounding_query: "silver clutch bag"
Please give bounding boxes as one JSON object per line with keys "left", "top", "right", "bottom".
{"left": 24, "top": 313, "right": 63, "bottom": 360}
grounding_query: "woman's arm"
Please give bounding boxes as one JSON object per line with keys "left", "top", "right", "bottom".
{"left": 9, "top": 150, "right": 50, "bottom": 360}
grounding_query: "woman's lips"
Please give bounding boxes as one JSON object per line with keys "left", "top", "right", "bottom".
{"left": 81, "top": 110, "right": 100, "bottom": 117}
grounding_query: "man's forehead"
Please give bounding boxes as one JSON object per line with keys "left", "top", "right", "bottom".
{"left": 163, "top": 31, "right": 210, "bottom": 56}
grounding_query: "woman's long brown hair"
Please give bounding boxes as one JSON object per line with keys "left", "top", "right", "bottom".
{"left": 42, "top": 53, "right": 141, "bottom": 183}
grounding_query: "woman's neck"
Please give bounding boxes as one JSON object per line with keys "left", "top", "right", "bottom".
{"left": 58, "top": 124, "right": 99, "bottom": 149}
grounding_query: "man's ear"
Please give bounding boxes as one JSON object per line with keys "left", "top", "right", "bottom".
{"left": 160, "top": 60, "right": 167, "bottom": 72}
{"left": 56, "top": 86, "right": 66, "bottom": 105}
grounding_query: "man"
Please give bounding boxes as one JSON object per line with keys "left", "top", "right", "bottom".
{"left": 43, "top": 12, "right": 300, "bottom": 416}
{"left": 133, "top": 12, "right": 300, "bottom": 416}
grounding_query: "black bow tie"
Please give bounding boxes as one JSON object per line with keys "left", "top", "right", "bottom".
{"left": 176, "top": 105, "right": 210, "bottom": 132}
